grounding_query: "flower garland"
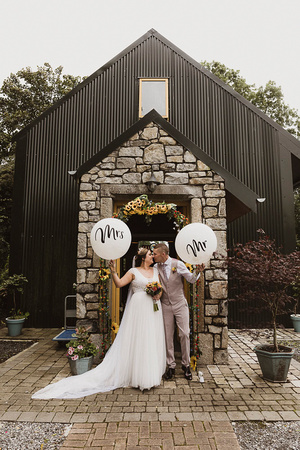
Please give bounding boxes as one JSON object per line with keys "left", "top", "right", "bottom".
{"left": 98, "top": 259, "right": 111, "bottom": 361}
{"left": 186, "top": 265, "right": 202, "bottom": 364}
{"left": 113, "top": 194, "right": 189, "bottom": 230}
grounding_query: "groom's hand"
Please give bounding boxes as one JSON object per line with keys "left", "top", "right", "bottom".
{"left": 195, "top": 263, "right": 205, "bottom": 273}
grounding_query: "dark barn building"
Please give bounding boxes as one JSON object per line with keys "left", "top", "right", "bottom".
{"left": 11, "top": 29, "right": 300, "bottom": 329}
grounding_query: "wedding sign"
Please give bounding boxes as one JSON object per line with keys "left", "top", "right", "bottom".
{"left": 90, "top": 218, "right": 132, "bottom": 259}
{"left": 175, "top": 223, "right": 217, "bottom": 264}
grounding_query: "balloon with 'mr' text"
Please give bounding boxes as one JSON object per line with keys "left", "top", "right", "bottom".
{"left": 175, "top": 223, "right": 217, "bottom": 264}
{"left": 90, "top": 218, "right": 132, "bottom": 260}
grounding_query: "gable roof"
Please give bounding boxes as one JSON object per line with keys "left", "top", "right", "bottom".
{"left": 14, "top": 29, "right": 300, "bottom": 157}
{"left": 75, "top": 109, "right": 258, "bottom": 222}
{"left": 12, "top": 28, "right": 300, "bottom": 248}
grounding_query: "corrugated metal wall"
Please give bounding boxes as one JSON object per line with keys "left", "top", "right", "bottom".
{"left": 11, "top": 30, "right": 296, "bottom": 327}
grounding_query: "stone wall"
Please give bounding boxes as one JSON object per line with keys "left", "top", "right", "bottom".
{"left": 77, "top": 122, "right": 228, "bottom": 364}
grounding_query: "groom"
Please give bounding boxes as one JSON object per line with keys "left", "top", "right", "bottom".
{"left": 153, "top": 243, "right": 203, "bottom": 381}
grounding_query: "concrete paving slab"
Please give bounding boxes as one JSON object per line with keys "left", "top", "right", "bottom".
{"left": 0, "top": 327, "right": 299, "bottom": 448}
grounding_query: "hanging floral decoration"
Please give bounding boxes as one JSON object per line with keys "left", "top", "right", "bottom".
{"left": 186, "top": 265, "right": 202, "bottom": 361}
{"left": 98, "top": 258, "right": 111, "bottom": 361}
{"left": 113, "top": 194, "right": 189, "bottom": 230}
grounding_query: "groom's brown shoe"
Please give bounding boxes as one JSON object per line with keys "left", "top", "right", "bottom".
{"left": 182, "top": 365, "right": 192, "bottom": 380}
{"left": 164, "top": 367, "right": 175, "bottom": 380}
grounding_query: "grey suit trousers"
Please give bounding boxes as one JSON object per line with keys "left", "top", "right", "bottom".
{"left": 161, "top": 299, "right": 190, "bottom": 368}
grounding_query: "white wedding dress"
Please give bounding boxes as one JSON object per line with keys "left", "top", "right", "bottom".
{"left": 32, "top": 267, "right": 166, "bottom": 399}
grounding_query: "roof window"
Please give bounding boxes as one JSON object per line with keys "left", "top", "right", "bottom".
{"left": 139, "top": 79, "right": 168, "bottom": 118}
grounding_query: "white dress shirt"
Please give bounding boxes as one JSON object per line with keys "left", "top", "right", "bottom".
{"left": 158, "top": 257, "right": 199, "bottom": 283}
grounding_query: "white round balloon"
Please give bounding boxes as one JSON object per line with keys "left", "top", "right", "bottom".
{"left": 90, "top": 218, "right": 132, "bottom": 260}
{"left": 175, "top": 223, "right": 217, "bottom": 264}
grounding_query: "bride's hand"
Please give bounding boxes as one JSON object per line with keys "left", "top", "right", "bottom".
{"left": 108, "top": 260, "right": 116, "bottom": 273}
{"left": 153, "top": 291, "right": 162, "bottom": 300}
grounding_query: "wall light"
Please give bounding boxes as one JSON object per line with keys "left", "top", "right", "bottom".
{"left": 145, "top": 172, "right": 161, "bottom": 192}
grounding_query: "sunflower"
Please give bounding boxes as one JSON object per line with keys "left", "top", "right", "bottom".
{"left": 190, "top": 355, "right": 197, "bottom": 371}
{"left": 185, "top": 263, "right": 194, "bottom": 273}
{"left": 111, "top": 322, "right": 119, "bottom": 334}
{"left": 99, "top": 267, "right": 110, "bottom": 281}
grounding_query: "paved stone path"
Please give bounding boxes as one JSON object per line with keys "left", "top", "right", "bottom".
{"left": 0, "top": 327, "right": 299, "bottom": 449}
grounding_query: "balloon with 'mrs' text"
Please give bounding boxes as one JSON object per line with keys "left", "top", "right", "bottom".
{"left": 90, "top": 218, "right": 132, "bottom": 259}
{"left": 175, "top": 223, "right": 217, "bottom": 264}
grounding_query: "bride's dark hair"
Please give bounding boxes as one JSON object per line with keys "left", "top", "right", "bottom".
{"left": 134, "top": 247, "right": 149, "bottom": 267}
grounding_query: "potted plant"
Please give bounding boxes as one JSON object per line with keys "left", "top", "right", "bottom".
{"left": 0, "top": 274, "right": 29, "bottom": 336}
{"left": 229, "top": 229, "right": 300, "bottom": 382}
{"left": 66, "top": 326, "right": 100, "bottom": 375}
{"left": 290, "top": 276, "right": 300, "bottom": 332}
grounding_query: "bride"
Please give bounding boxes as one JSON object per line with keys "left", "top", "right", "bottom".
{"left": 32, "top": 247, "right": 166, "bottom": 399}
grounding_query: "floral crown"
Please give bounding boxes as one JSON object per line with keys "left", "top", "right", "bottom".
{"left": 137, "top": 247, "right": 147, "bottom": 255}
{"left": 134, "top": 247, "right": 148, "bottom": 261}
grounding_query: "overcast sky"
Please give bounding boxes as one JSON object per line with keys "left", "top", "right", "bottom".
{"left": 1, "top": 0, "right": 300, "bottom": 112}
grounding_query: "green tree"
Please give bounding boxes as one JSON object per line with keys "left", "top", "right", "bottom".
{"left": 295, "top": 187, "right": 300, "bottom": 250}
{"left": 0, "top": 63, "right": 83, "bottom": 162}
{"left": 0, "top": 64, "right": 83, "bottom": 275}
{"left": 201, "top": 61, "right": 300, "bottom": 139}
{"left": 0, "top": 159, "right": 14, "bottom": 274}
{"left": 202, "top": 61, "right": 300, "bottom": 245}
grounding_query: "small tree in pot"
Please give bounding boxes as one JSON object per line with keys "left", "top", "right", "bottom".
{"left": 229, "top": 230, "right": 300, "bottom": 381}
{"left": 0, "top": 274, "right": 29, "bottom": 336}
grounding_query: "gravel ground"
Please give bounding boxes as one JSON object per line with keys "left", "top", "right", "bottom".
{"left": 1, "top": 421, "right": 300, "bottom": 449}
{"left": 0, "top": 340, "right": 35, "bottom": 363}
{"left": 233, "top": 421, "right": 300, "bottom": 449}
{"left": 0, "top": 422, "right": 71, "bottom": 449}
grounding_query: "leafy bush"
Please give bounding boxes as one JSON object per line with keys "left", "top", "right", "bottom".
{"left": 229, "top": 230, "right": 300, "bottom": 351}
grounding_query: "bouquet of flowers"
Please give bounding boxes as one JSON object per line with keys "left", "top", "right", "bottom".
{"left": 145, "top": 281, "right": 162, "bottom": 311}
{"left": 66, "top": 326, "right": 100, "bottom": 360}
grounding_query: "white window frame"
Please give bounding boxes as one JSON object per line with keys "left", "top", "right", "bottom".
{"left": 139, "top": 78, "right": 169, "bottom": 118}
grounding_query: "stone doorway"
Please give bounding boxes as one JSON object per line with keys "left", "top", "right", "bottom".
{"left": 113, "top": 204, "right": 189, "bottom": 324}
